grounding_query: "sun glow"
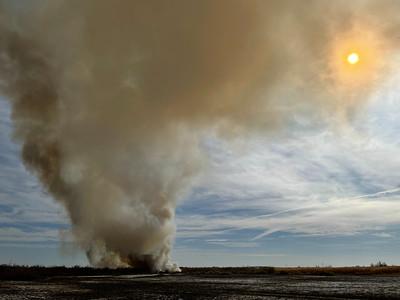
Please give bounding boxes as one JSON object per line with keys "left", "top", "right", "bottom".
{"left": 329, "top": 25, "right": 389, "bottom": 90}
{"left": 347, "top": 52, "right": 359, "bottom": 65}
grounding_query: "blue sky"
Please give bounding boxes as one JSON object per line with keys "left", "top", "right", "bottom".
{"left": 1, "top": 72, "right": 400, "bottom": 267}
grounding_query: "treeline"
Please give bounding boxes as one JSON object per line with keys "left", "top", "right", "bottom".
{"left": 0, "top": 264, "right": 150, "bottom": 281}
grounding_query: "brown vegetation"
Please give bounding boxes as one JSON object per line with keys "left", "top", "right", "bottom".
{"left": 182, "top": 265, "right": 400, "bottom": 276}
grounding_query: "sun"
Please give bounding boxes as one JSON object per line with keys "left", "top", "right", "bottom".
{"left": 347, "top": 52, "right": 360, "bottom": 65}
{"left": 329, "top": 25, "right": 390, "bottom": 91}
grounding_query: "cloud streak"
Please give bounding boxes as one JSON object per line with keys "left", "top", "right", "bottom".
{"left": 178, "top": 88, "right": 400, "bottom": 242}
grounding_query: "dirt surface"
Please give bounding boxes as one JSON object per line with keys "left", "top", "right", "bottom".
{"left": 1, "top": 273, "right": 400, "bottom": 299}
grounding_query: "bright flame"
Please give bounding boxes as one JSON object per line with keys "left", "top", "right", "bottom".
{"left": 347, "top": 52, "right": 359, "bottom": 65}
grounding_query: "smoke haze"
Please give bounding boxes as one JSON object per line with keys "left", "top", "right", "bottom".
{"left": 0, "top": 0, "right": 397, "bottom": 271}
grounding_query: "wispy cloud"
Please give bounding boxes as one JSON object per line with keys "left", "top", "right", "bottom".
{"left": 0, "top": 99, "right": 69, "bottom": 247}
{"left": 0, "top": 226, "right": 60, "bottom": 243}
{"left": 178, "top": 80, "right": 400, "bottom": 243}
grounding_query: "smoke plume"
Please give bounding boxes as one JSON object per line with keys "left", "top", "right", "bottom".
{"left": 0, "top": 0, "right": 397, "bottom": 271}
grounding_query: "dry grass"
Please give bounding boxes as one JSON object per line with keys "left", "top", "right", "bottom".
{"left": 181, "top": 265, "right": 400, "bottom": 276}
{"left": 274, "top": 266, "right": 400, "bottom": 276}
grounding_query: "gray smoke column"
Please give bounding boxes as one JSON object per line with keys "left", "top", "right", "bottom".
{"left": 0, "top": 0, "right": 397, "bottom": 271}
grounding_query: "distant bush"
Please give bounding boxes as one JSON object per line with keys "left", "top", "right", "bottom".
{"left": 370, "top": 261, "right": 388, "bottom": 267}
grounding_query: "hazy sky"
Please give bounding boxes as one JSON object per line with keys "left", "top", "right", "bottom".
{"left": 1, "top": 1, "right": 400, "bottom": 268}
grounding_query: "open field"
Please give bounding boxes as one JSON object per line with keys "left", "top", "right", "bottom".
{"left": 1, "top": 266, "right": 400, "bottom": 299}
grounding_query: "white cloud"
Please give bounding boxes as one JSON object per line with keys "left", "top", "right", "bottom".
{"left": 178, "top": 77, "right": 400, "bottom": 241}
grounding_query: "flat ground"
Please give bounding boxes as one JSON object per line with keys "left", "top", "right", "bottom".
{"left": 1, "top": 272, "right": 400, "bottom": 299}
